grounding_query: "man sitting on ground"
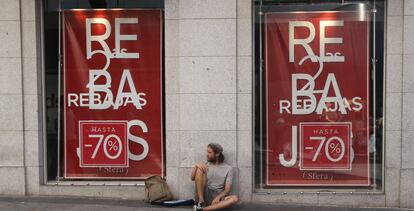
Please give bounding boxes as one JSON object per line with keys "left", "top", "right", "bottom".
{"left": 191, "top": 143, "right": 238, "bottom": 211}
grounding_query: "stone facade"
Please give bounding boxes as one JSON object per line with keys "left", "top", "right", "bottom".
{"left": 0, "top": 0, "right": 412, "bottom": 208}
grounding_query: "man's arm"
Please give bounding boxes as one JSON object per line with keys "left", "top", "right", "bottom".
{"left": 218, "top": 184, "right": 232, "bottom": 199}
{"left": 212, "top": 167, "right": 233, "bottom": 204}
{"left": 211, "top": 184, "right": 231, "bottom": 204}
{"left": 190, "top": 166, "right": 197, "bottom": 181}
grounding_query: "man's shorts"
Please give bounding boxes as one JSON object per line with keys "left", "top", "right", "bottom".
{"left": 195, "top": 187, "right": 221, "bottom": 205}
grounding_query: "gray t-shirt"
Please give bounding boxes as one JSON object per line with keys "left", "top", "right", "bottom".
{"left": 205, "top": 162, "right": 233, "bottom": 193}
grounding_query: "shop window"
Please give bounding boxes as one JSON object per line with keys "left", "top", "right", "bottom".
{"left": 42, "top": 0, "right": 165, "bottom": 182}
{"left": 253, "top": 0, "right": 385, "bottom": 192}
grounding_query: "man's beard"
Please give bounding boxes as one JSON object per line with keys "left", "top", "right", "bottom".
{"left": 207, "top": 156, "right": 217, "bottom": 163}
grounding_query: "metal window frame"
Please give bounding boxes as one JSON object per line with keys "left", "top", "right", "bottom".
{"left": 251, "top": 0, "right": 387, "bottom": 195}
{"left": 39, "top": 0, "right": 165, "bottom": 186}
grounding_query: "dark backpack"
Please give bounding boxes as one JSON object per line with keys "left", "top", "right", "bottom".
{"left": 144, "top": 175, "right": 173, "bottom": 203}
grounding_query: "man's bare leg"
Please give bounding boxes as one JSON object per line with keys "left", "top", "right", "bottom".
{"left": 202, "top": 195, "right": 238, "bottom": 211}
{"left": 194, "top": 168, "right": 207, "bottom": 203}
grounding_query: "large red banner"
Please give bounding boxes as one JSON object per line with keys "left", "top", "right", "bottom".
{"left": 63, "top": 9, "right": 163, "bottom": 179}
{"left": 265, "top": 11, "right": 370, "bottom": 186}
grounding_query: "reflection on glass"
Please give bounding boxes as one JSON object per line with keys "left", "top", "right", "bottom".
{"left": 43, "top": 0, "right": 164, "bottom": 182}
{"left": 254, "top": 0, "right": 384, "bottom": 192}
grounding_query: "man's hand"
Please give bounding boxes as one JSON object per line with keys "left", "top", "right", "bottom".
{"left": 190, "top": 163, "right": 208, "bottom": 181}
{"left": 211, "top": 195, "right": 222, "bottom": 205}
{"left": 195, "top": 163, "right": 208, "bottom": 173}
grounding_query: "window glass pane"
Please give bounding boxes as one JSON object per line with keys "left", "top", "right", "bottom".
{"left": 43, "top": 0, "right": 165, "bottom": 181}
{"left": 254, "top": 0, "right": 384, "bottom": 192}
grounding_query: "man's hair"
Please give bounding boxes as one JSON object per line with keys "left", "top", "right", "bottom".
{"left": 208, "top": 143, "right": 224, "bottom": 164}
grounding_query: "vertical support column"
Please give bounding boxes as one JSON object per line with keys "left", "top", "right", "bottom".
{"left": 164, "top": 0, "right": 239, "bottom": 200}
{"left": 400, "top": 0, "right": 414, "bottom": 208}
{"left": 0, "top": 0, "right": 25, "bottom": 195}
{"left": 236, "top": 0, "right": 253, "bottom": 202}
{"left": 384, "top": 0, "right": 404, "bottom": 207}
{"left": 21, "top": 0, "right": 42, "bottom": 195}
{"left": 164, "top": 0, "right": 181, "bottom": 199}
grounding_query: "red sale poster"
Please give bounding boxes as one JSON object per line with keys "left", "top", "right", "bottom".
{"left": 63, "top": 9, "right": 163, "bottom": 179}
{"left": 265, "top": 11, "right": 370, "bottom": 186}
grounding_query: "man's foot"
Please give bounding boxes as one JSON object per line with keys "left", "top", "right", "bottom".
{"left": 193, "top": 201, "right": 206, "bottom": 211}
{"left": 193, "top": 204, "right": 203, "bottom": 211}
{"left": 197, "top": 201, "right": 206, "bottom": 207}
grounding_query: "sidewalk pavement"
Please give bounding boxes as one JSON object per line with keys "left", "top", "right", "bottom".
{"left": 0, "top": 196, "right": 412, "bottom": 211}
